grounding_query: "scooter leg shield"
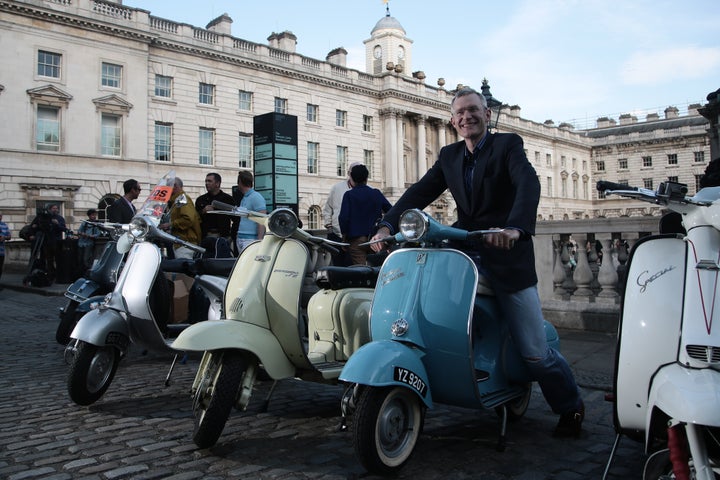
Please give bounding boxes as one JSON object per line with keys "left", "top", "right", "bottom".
{"left": 70, "top": 308, "right": 128, "bottom": 348}
{"left": 171, "top": 320, "right": 296, "bottom": 379}
{"left": 339, "top": 340, "right": 433, "bottom": 408}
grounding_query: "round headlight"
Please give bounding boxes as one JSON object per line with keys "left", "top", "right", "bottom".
{"left": 268, "top": 208, "right": 298, "bottom": 238}
{"left": 129, "top": 217, "right": 149, "bottom": 240}
{"left": 399, "top": 209, "right": 428, "bottom": 242}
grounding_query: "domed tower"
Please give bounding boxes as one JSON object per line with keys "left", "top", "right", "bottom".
{"left": 364, "top": 5, "right": 413, "bottom": 75}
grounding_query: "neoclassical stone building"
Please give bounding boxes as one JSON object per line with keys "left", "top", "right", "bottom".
{"left": 0, "top": 0, "right": 713, "bottom": 234}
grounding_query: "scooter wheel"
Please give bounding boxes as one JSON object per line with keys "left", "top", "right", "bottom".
{"left": 352, "top": 386, "right": 424, "bottom": 475}
{"left": 192, "top": 351, "right": 247, "bottom": 449}
{"left": 495, "top": 383, "right": 532, "bottom": 422}
{"left": 67, "top": 341, "right": 120, "bottom": 405}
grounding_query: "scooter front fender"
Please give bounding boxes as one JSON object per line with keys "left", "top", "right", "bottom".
{"left": 646, "top": 364, "right": 720, "bottom": 445}
{"left": 171, "top": 320, "right": 295, "bottom": 379}
{"left": 339, "top": 340, "right": 433, "bottom": 408}
{"left": 70, "top": 307, "right": 128, "bottom": 349}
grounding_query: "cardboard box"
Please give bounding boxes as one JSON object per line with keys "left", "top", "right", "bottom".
{"left": 166, "top": 273, "right": 194, "bottom": 323}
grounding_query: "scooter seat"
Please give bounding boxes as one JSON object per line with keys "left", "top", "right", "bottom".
{"left": 477, "top": 274, "right": 495, "bottom": 296}
{"left": 314, "top": 265, "right": 380, "bottom": 290}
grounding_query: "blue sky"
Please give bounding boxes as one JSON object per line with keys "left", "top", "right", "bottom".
{"left": 127, "top": 0, "right": 720, "bottom": 128}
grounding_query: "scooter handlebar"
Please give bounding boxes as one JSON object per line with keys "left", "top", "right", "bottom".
{"left": 596, "top": 181, "right": 637, "bottom": 193}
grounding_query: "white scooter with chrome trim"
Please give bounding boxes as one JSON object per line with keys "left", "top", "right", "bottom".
{"left": 65, "top": 171, "right": 209, "bottom": 406}
{"left": 172, "top": 205, "right": 379, "bottom": 449}
{"left": 600, "top": 180, "right": 720, "bottom": 480}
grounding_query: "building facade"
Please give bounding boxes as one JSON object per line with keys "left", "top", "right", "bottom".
{"left": 0, "top": 0, "right": 713, "bottom": 235}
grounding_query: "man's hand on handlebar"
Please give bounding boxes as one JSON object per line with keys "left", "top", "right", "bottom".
{"left": 370, "top": 226, "right": 391, "bottom": 252}
{"left": 484, "top": 228, "right": 519, "bottom": 250}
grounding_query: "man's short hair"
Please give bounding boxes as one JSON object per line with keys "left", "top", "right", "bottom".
{"left": 207, "top": 172, "right": 222, "bottom": 183}
{"left": 123, "top": 179, "right": 139, "bottom": 194}
{"left": 238, "top": 170, "right": 254, "bottom": 187}
{"left": 451, "top": 87, "right": 488, "bottom": 109}
{"left": 350, "top": 164, "right": 369, "bottom": 184}
{"left": 87, "top": 208, "right": 97, "bottom": 216}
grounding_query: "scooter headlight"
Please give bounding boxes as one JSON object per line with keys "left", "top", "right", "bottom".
{"left": 399, "top": 209, "right": 428, "bottom": 242}
{"left": 128, "top": 217, "right": 149, "bottom": 240}
{"left": 268, "top": 208, "right": 298, "bottom": 238}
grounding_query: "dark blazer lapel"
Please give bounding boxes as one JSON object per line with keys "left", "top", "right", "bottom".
{"left": 447, "top": 146, "right": 471, "bottom": 212}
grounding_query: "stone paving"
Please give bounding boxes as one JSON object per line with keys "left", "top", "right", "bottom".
{"left": 0, "top": 287, "right": 646, "bottom": 479}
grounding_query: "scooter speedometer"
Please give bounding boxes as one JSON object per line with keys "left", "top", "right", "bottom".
{"left": 399, "top": 209, "right": 428, "bottom": 242}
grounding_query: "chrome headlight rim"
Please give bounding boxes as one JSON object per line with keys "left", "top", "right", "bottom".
{"left": 268, "top": 208, "right": 298, "bottom": 238}
{"left": 398, "top": 209, "right": 428, "bottom": 242}
{"left": 128, "top": 217, "right": 150, "bottom": 240}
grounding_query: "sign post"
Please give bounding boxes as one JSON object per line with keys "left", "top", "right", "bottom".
{"left": 253, "top": 112, "right": 298, "bottom": 216}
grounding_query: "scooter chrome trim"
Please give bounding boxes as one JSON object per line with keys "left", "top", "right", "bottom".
{"left": 171, "top": 319, "right": 295, "bottom": 379}
{"left": 339, "top": 340, "right": 433, "bottom": 408}
{"left": 69, "top": 307, "right": 128, "bottom": 349}
{"left": 645, "top": 364, "right": 720, "bottom": 449}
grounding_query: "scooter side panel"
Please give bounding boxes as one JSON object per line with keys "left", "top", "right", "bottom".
{"left": 171, "top": 319, "right": 296, "bottom": 379}
{"left": 118, "top": 242, "right": 162, "bottom": 321}
{"left": 71, "top": 308, "right": 127, "bottom": 347}
{"left": 339, "top": 340, "right": 433, "bottom": 408}
{"left": 371, "top": 248, "right": 479, "bottom": 407}
{"left": 615, "top": 235, "right": 685, "bottom": 431}
{"left": 647, "top": 364, "right": 720, "bottom": 434}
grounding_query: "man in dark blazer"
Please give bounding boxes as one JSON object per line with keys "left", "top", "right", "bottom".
{"left": 108, "top": 179, "right": 140, "bottom": 223}
{"left": 371, "top": 87, "right": 584, "bottom": 438}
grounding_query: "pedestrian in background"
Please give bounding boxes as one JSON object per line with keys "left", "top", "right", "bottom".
{"left": 322, "top": 161, "right": 360, "bottom": 266}
{"left": 77, "top": 208, "right": 102, "bottom": 271}
{"left": 339, "top": 164, "right": 391, "bottom": 265}
{"left": 195, "top": 172, "right": 236, "bottom": 257}
{"left": 235, "top": 170, "right": 267, "bottom": 254}
{"left": 159, "top": 177, "right": 202, "bottom": 259}
{"left": 108, "top": 179, "right": 140, "bottom": 223}
{"left": 0, "top": 211, "right": 11, "bottom": 283}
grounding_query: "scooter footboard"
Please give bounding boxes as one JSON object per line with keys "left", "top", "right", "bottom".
{"left": 339, "top": 340, "right": 433, "bottom": 408}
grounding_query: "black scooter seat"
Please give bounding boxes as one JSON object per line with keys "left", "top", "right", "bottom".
{"left": 314, "top": 265, "right": 380, "bottom": 290}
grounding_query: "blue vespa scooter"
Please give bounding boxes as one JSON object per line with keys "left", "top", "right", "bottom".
{"left": 339, "top": 209, "right": 560, "bottom": 475}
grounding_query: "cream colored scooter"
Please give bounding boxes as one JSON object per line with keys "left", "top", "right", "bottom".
{"left": 172, "top": 206, "right": 379, "bottom": 448}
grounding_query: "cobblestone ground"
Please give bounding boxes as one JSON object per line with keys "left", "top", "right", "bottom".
{"left": 0, "top": 289, "right": 645, "bottom": 479}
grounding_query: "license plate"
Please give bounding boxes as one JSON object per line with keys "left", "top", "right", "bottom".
{"left": 393, "top": 366, "right": 427, "bottom": 397}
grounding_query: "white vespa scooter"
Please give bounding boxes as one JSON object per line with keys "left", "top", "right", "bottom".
{"left": 600, "top": 180, "right": 720, "bottom": 480}
{"left": 66, "top": 171, "right": 212, "bottom": 406}
{"left": 172, "top": 205, "right": 379, "bottom": 449}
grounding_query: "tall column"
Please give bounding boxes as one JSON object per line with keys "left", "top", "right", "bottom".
{"left": 396, "top": 110, "right": 405, "bottom": 188}
{"left": 416, "top": 115, "right": 427, "bottom": 183}
{"left": 438, "top": 121, "right": 447, "bottom": 148}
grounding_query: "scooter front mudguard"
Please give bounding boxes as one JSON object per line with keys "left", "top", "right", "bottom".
{"left": 70, "top": 307, "right": 128, "bottom": 349}
{"left": 171, "top": 320, "right": 295, "bottom": 379}
{"left": 646, "top": 364, "right": 720, "bottom": 447}
{"left": 339, "top": 340, "right": 433, "bottom": 408}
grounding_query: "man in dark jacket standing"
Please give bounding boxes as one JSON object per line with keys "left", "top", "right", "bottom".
{"left": 339, "top": 164, "right": 391, "bottom": 265}
{"left": 370, "top": 87, "right": 584, "bottom": 438}
{"left": 108, "top": 179, "right": 140, "bottom": 223}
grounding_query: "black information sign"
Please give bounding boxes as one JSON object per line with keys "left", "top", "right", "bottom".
{"left": 253, "top": 112, "right": 298, "bottom": 216}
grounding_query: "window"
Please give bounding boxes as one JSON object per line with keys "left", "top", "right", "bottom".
{"left": 336, "top": 110, "right": 347, "bottom": 128}
{"left": 618, "top": 179, "right": 629, "bottom": 186}
{"left": 363, "top": 115, "right": 373, "bottom": 133}
{"left": 238, "top": 133, "right": 252, "bottom": 168}
{"left": 101, "top": 62, "right": 122, "bottom": 88}
{"left": 667, "top": 154, "right": 678, "bottom": 165}
{"left": 307, "top": 141, "right": 319, "bottom": 174}
{"left": 618, "top": 158, "right": 628, "bottom": 170}
{"left": 582, "top": 160, "right": 587, "bottom": 171}
{"left": 546, "top": 177, "right": 553, "bottom": 196}
{"left": 572, "top": 158, "right": 577, "bottom": 170}
{"left": 199, "top": 128, "right": 214, "bottom": 165}
{"left": 306, "top": 104, "right": 318, "bottom": 123}
{"left": 583, "top": 179, "right": 588, "bottom": 199}
{"left": 155, "top": 75, "right": 172, "bottom": 98}
{"left": 696, "top": 175, "right": 704, "bottom": 192}
{"left": 694, "top": 151, "right": 706, "bottom": 163}
{"left": 561, "top": 177, "right": 567, "bottom": 197}
{"left": 596, "top": 161, "right": 605, "bottom": 172}
{"left": 642, "top": 156, "right": 652, "bottom": 167}
{"left": 308, "top": 205, "right": 321, "bottom": 230}
{"left": 364, "top": 150, "right": 374, "bottom": 178}
{"left": 274, "top": 97, "right": 287, "bottom": 114}
{"left": 668, "top": 176, "right": 679, "bottom": 183}
{"left": 560, "top": 155, "right": 566, "bottom": 168}
{"left": 572, "top": 178, "right": 578, "bottom": 199}
{"left": 336, "top": 146, "right": 348, "bottom": 176}
{"left": 199, "top": 83, "right": 214, "bottom": 105}
{"left": 643, "top": 178, "right": 654, "bottom": 189}
{"left": 534, "top": 151, "right": 540, "bottom": 164}
{"left": 38, "top": 50, "right": 61, "bottom": 78}
{"left": 546, "top": 153, "right": 552, "bottom": 166}
{"left": 101, "top": 113, "right": 121, "bottom": 156}
{"left": 239, "top": 90, "right": 253, "bottom": 111}
{"left": 36, "top": 106, "right": 60, "bottom": 151}
{"left": 154, "top": 122, "right": 172, "bottom": 161}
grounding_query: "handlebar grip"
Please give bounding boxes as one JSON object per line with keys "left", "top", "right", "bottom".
{"left": 596, "top": 181, "right": 636, "bottom": 192}
{"left": 211, "top": 200, "right": 236, "bottom": 211}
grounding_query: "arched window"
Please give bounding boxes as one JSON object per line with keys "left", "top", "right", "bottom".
{"left": 98, "top": 194, "right": 119, "bottom": 222}
{"left": 307, "top": 205, "right": 321, "bottom": 230}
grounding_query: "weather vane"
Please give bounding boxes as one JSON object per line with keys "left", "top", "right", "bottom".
{"left": 383, "top": 0, "right": 390, "bottom": 16}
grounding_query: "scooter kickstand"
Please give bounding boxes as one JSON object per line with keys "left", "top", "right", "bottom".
{"left": 261, "top": 380, "right": 278, "bottom": 413}
{"left": 496, "top": 405, "right": 508, "bottom": 452}
{"left": 601, "top": 433, "right": 621, "bottom": 480}
{"left": 164, "top": 354, "right": 179, "bottom": 387}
